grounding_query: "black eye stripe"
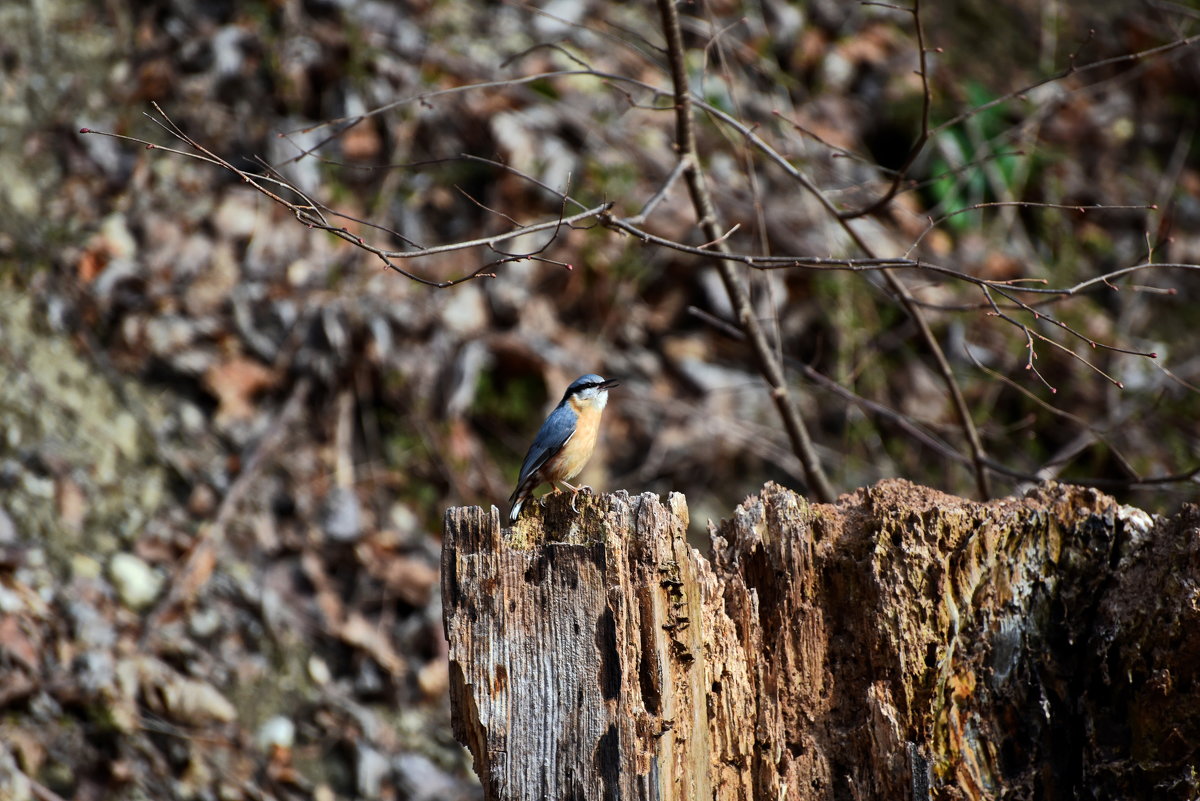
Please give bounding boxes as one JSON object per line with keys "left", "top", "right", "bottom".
{"left": 570, "top": 379, "right": 615, "bottom": 394}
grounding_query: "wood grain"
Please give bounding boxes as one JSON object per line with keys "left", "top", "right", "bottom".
{"left": 443, "top": 481, "right": 1200, "bottom": 800}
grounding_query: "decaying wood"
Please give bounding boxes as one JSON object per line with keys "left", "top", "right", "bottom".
{"left": 441, "top": 481, "right": 1200, "bottom": 800}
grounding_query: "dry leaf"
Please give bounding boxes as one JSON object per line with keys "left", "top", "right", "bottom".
{"left": 0, "top": 616, "right": 39, "bottom": 673}
{"left": 203, "top": 357, "right": 277, "bottom": 422}
{"left": 339, "top": 613, "right": 407, "bottom": 678}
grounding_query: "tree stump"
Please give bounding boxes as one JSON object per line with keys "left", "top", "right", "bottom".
{"left": 441, "top": 480, "right": 1200, "bottom": 800}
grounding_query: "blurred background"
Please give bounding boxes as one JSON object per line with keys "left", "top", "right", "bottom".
{"left": 1, "top": 0, "right": 1198, "bottom": 798}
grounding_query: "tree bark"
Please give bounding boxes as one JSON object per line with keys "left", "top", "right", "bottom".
{"left": 441, "top": 481, "right": 1200, "bottom": 800}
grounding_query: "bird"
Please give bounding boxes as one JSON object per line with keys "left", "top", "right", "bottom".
{"left": 507, "top": 374, "right": 620, "bottom": 523}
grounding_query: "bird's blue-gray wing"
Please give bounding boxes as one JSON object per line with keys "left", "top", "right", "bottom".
{"left": 516, "top": 404, "right": 576, "bottom": 485}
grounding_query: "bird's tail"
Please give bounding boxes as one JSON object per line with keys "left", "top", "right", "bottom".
{"left": 508, "top": 470, "right": 546, "bottom": 523}
{"left": 507, "top": 484, "right": 531, "bottom": 523}
{"left": 507, "top": 496, "right": 525, "bottom": 523}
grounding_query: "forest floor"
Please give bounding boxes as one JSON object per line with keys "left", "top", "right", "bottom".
{"left": 1, "top": 0, "right": 1198, "bottom": 798}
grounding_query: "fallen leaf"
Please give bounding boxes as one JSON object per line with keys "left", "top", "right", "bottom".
{"left": 203, "top": 357, "right": 277, "bottom": 422}
{"left": 339, "top": 613, "right": 407, "bottom": 678}
{"left": 0, "top": 615, "right": 39, "bottom": 672}
{"left": 137, "top": 656, "right": 237, "bottom": 725}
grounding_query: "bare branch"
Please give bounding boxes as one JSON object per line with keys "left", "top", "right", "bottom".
{"left": 79, "top": 16, "right": 1200, "bottom": 501}
{"left": 932, "top": 33, "right": 1200, "bottom": 141}
{"left": 82, "top": 110, "right": 612, "bottom": 288}
{"left": 688, "top": 305, "right": 968, "bottom": 466}
{"left": 839, "top": 0, "right": 935, "bottom": 220}
{"left": 653, "top": 0, "right": 836, "bottom": 503}
{"left": 906, "top": 201, "right": 1158, "bottom": 258}
{"left": 676, "top": 52, "right": 992, "bottom": 496}
{"left": 626, "top": 157, "right": 689, "bottom": 224}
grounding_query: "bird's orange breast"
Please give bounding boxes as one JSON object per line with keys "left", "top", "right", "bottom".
{"left": 544, "top": 398, "right": 603, "bottom": 482}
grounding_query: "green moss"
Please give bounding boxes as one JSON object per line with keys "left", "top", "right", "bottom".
{"left": 0, "top": 285, "right": 171, "bottom": 571}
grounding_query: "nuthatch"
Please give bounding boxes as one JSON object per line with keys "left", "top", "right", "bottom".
{"left": 507, "top": 374, "right": 619, "bottom": 522}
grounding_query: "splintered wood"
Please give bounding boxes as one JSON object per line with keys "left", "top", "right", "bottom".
{"left": 442, "top": 481, "right": 1200, "bottom": 801}
{"left": 442, "top": 490, "right": 714, "bottom": 801}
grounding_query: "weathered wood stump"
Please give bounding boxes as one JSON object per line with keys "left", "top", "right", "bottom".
{"left": 441, "top": 480, "right": 1200, "bottom": 800}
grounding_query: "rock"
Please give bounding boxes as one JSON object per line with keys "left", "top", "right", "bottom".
{"left": 256, "top": 715, "right": 296, "bottom": 751}
{"left": 188, "top": 606, "right": 222, "bottom": 638}
{"left": 213, "top": 190, "right": 260, "bottom": 241}
{"left": 356, "top": 744, "right": 390, "bottom": 798}
{"left": 440, "top": 284, "right": 489, "bottom": 337}
{"left": 307, "top": 655, "right": 332, "bottom": 686}
{"left": 0, "top": 508, "right": 16, "bottom": 544}
{"left": 69, "top": 598, "right": 116, "bottom": 649}
{"left": 0, "top": 743, "right": 33, "bottom": 801}
{"left": 322, "top": 486, "right": 363, "bottom": 542}
{"left": 393, "top": 753, "right": 461, "bottom": 801}
{"left": 136, "top": 656, "right": 237, "bottom": 725}
{"left": 108, "top": 553, "right": 164, "bottom": 610}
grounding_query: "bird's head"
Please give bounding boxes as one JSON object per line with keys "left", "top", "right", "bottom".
{"left": 561, "top": 374, "right": 620, "bottom": 410}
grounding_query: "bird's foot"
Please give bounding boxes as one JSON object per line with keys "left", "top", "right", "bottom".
{"left": 563, "top": 483, "right": 597, "bottom": 513}
{"left": 566, "top": 483, "right": 581, "bottom": 512}
{"left": 555, "top": 481, "right": 585, "bottom": 512}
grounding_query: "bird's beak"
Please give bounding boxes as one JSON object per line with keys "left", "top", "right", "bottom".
{"left": 599, "top": 378, "right": 620, "bottom": 390}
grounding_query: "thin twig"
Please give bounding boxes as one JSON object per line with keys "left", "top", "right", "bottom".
{"left": 654, "top": 0, "right": 835, "bottom": 502}
{"left": 933, "top": 33, "right": 1200, "bottom": 140}
{"left": 694, "top": 305, "right": 1200, "bottom": 491}
{"left": 87, "top": 118, "right": 1193, "bottom": 307}
{"left": 839, "top": 0, "right": 934, "bottom": 220}
{"left": 457, "top": 145, "right": 1184, "bottom": 376}
{"left": 672, "top": 21, "right": 993, "bottom": 496}
{"left": 84, "top": 111, "right": 611, "bottom": 288}
{"left": 906, "top": 201, "right": 1157, "bottom": 257}
{"left": 627, "top": 157, "right": 689, "bottom": 224}
{"left": 83, "top": 40, "right": 1195, "bottom": 493}
{"left": 689, "top": 305, "right": 967, "bottom": 465}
